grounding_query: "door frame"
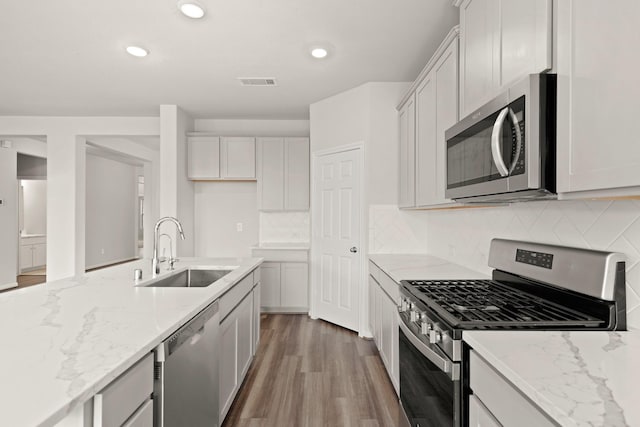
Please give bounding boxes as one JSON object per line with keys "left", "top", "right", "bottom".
{"left": 310, "top": 142, "right": 368, "bottom": 336}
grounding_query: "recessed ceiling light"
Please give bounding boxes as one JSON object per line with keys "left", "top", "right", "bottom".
{"left": 179, "top": 2, "right": 205, "bottom": 19}
{"left": 311, "top": 48, "right": 328, "bottom": 59}
{"left": 126, "top": 46, "right": 149, "bottom": 57}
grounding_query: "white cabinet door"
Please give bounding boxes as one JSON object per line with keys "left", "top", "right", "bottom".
{"left": 281, "top": 262, "right": 309, "bottom": 308}
{"left": 556, "top": 0, "right": 640, "bottom": 196}
{"left": 260, "top": 262, "right": 281, "bottom": 308}
{"left": 374, "top": 283, "right": 383, "bottom": 352}
{"left": 459, "top": 0, "right": 551, "bottom": 117}
{"left": 460, "top": 0, "right": 499, "bottom": 116}
{"left": 398, "top": 94, "right": 416, "bottom": 208}
{"left": 257, "top": 137, "right": 285, "bottom": 210}
{"left": 389, "top": 295, "right": 399, "bottom": 392}
{"left": 188, "top": 136, "right": 220, "bottom": 179}
{"left": 33, "top": 243, "right": 46, "bottom": 267}
{"left": 284, "top": 138, "right": 310, "bottom": 210}
{"left": 368, "top": 276, "right": 376, "bottom": 335}
{"left": 221, "top": 137, "right": 255, "bottom": 179}
{"left": 219, "top": 313, "right": 238, "bottom": 420}
{"left": 380, "top": 289, "right": 393, "bottom": 374}
{"left": 498, "top": 0, "right": 551, "bottom": 89}
{"left": 19, "top": 245, "right": 33, "bottom": 270}
{"left": 236, "top": 294, "right": 253, "bottom": 380}
{"left": 468, "top": 395, "right": 502, "bottom": 427}
{"left": 415, "top": 73, "right": 438, "bottom": 207}
{"left": 434, "top": 39, "right": 459, "bottom": 205}
{"left": 252, "top": 283, "right": 261, "bottom": 353}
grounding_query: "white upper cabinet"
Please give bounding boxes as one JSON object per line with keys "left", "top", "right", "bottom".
{"left": 284, "top": 138, "right": 310, "bottom": 210}
{"left": 398, "top": 94, "right": 416, "bottom": 208}
{"left": 459, "top": 0, "right": 498, "bottom": 117}
{"left": 415, "top": 34, "right": 459, "bottom": 208}
{"left": 188, "top": 136, "right": 220, "bottom": 179}
{"left": 458, "top": 0, "right": 552, "bottom": 117}
{"left": 187, "top": 135, "right": 256, "bottom": 181}
{"left": 220, "top": 137, "right": 256, "bottom": 179}
{"left": 415, "top": 75, "right": 438, "bottom": 206}
{"left": 257, "top": 137, "right": 310, "bottom": 211}
{"left": 399, "top": 27, "right": 459, "bottom": 209}
{"left": 556, "top": 0, "right": 640, "bottom": 197}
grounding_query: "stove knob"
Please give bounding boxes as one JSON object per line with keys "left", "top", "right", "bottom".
{"left": 429, "top": 329, "right": 442, "bottom": 344}
{"left": 420, "top": 320, "right": 432, "bottom": 335}
{"left": 398, "top": 298, "right": 407, "bottom": 313}
{"left": 410, "top": 309, "right": 418, "bottom": 323}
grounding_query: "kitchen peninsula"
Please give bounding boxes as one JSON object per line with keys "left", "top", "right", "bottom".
{"left": 0, "top": 257, "right": 262, "bottom": 427}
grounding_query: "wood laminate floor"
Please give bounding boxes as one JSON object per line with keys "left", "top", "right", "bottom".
{"left": 223, "top": 314, "right": 403, "bottom": 427}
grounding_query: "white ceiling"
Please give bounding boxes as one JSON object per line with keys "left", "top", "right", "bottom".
{"left": 0, "top": 0, "right": 458, "bottom": 119}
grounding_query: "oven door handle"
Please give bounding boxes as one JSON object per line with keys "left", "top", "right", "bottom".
{"left": 398, "top": 317, "right": 459, "bottom": 381}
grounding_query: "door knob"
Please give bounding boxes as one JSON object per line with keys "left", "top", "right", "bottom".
{"left": 350, "top": 247, "right": 358, "bottom": 253}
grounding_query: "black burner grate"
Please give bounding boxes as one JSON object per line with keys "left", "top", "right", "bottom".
{"left": 404, "top": 279, "right": 603, "bottom": 328}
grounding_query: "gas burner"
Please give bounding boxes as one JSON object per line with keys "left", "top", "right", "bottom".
{"left": 402, "top": 279, "right": 604, "bottom": 328}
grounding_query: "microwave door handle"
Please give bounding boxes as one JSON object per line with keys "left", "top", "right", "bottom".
{"left": 491, "top": 107, "right": 510, "bottom": 177}
{"left": 507, "top": 108, "right": 523, "bottom": 175}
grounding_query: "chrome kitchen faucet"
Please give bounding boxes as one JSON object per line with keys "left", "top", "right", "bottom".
{"left": 152, "top": 217, "right": 185, "bottom": 276}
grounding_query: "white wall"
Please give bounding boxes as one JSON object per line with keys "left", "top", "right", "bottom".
{"left": 10, "top": 137, "right": 47, "bottom": 158}
{"left": 0, "top": 116, "right": 159, "bottom": 280}
{"left": 21, "top": 180, "right": 46, "bottom": 235}
{"left": 195, "top": 182, "right": 259, "bottom": 257}
{"left": 0, "top": 148, "right": 18, "bottom": 289}
{"left": 160, "top": 105, "right": 195, "bottom": 256}
{"left": 85, "top": 154, "right": 137, "bottom": 269}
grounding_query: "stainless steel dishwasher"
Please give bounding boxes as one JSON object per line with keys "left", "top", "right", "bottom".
{"left": 154, "top": 300, "right": 220, "bottom": 427}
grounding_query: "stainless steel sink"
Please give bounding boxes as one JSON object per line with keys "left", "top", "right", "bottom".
{"left": 144, "top": 269, "right": 233, "bottom": 288}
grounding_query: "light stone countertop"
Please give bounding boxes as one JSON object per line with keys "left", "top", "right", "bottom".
{"left": 464, "top": 330, "right": 640, "bottom": 427}
{"left": 368, "top": 253, "right": 488, "bottom": 282}
{"left": 0, "top": 257, "right": 262, "bottom": 427}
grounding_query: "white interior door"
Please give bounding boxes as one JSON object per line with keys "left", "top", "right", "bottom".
{"left": 312, "top": 146, "right": 362, "bottom": 332}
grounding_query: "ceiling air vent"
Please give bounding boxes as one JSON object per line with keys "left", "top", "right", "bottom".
{"left": 238, "top": 77, "right": 278, "bottom": 86}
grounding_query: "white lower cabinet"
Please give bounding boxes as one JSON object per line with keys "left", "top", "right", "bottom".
{"left": 260, "top": 261, "right": 308, "bottom": 312}
{"left": 468, "top": 395, "right": 501, "bottom": 427}
{"left": 469, "top": 350, "right": 555, "bottom": 427}
{"left": 20, "top": 236, "right": 46, "bottom": 272}
{"left": 219, "top": 311, "right": 239, "bottom": 421}
{"left": 236, "top": 294, "right": 253, "bottom": 381}
{"left": 252, "top": 281, "right": 261, "bottom": 353}
{"left": 93, "top": 353, "right": 154, "bottom": 427}
{"left": 219, "top": 270, "right": 260, "bottom": 423}
{"left": 368, "top": 262, "right": 399, "bottom": 394}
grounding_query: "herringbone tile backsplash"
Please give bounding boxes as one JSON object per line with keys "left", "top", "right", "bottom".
{"left": 368, "top": 200, "right": 640, "bottom": 329}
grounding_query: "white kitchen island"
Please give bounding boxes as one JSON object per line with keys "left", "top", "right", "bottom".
{"left": 0, "top": 257, "right": 262, "bottom": 427}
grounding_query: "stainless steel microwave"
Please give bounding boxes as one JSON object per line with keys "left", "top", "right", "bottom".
{"left": 445, "top": 74, "right": 556, "bottom": 203}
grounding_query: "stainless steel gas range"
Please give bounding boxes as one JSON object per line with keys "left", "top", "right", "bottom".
{"left": 397, "top": 239, "right": 627, "bottom": 427}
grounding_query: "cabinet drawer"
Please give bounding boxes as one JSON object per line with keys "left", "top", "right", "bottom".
{"left": 220, "top": 272, "right": 254, "bottom": 321}
{"left": 94, "top": 353, "right": 153, "bottom": 427}
{"left": 122, "top": 398, "right": 153, "bottom": 427}
{"left": 378, "top": 271, "right": 399, "bottom": 304}
{"left": 368, "top": 261, "right": 381, "bottom": 282}
{"left": 253, "top": 267, "right": 261, "bottom": 284}
{"left": 469, "top": 350, "right": 555, "bottom": 427}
